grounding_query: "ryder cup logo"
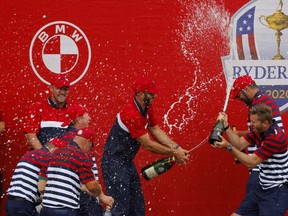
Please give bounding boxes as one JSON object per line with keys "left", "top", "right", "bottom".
{"left": 29, "top": 21, "right": 91, "bottom": 85}
{"left": 222, "top": 0, "right": 288, "bottom": 114}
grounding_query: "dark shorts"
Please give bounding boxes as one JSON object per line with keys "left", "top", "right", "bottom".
{"left": 235, "top": 183, "right": 288, "bottom": 216}
{"left": 245, "top": 170, "right": 259, "bottom": 194}
{"left": 78, "top": 192, "right": 103, "bottom": 216}
{"left": 40, "top": 206, "right": 78, "bottom": 216}
{"left": 6, "top": 196, "right": 38, "bottom": 216}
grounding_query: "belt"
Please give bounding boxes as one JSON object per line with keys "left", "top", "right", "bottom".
{"left": 249, "top": 169, "right": 260, "bottom": 174}
{"left": 8, "top": 195, "right": 26, "bottom": 201}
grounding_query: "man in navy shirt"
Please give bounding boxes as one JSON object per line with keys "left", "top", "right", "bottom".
{"left": 101, "top": 76, "right": 189, "bottom": 216}
{"left": 229, "top": 75, "right": 284, "bottom": 214}
{"left": 215, "top": 104, "right": 288, "bottom": 215}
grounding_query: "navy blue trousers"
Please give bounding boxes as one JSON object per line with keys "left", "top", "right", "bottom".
{"left": 78, "top": 192, "right": 103, "bottom": 216}
{"left": 40, "top": 206, "right": 78, "bottom": 216}
{"left": 235, "top": 181, "right": 288, "bottom": 216}
{"left": 101, "top": 154, "right": 145, "bottom": 216}
{"left": 6, "top": 198, "right": 38, "bottom": 216}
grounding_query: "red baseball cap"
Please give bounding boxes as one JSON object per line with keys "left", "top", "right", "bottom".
{"left": 61, "top": 105, "right": 88, "bottom": 127}
{"left": 50, "top": 74, "right": 70, "bottom": 89}
{"left": 230, "top": 75, "right": 255, "bottom": 99}
{"left": 48, "top": 137, "right": 66, "bottom": 148}
{"left": 132, "top": 76, "right": 159, "bottom": 94}
{"left": 77, "top": 127, "right": 95, "bottom": 142}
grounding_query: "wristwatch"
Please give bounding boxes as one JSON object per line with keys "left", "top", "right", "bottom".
{"left": 226, "top": 143, "right": 233, "bottom": 152}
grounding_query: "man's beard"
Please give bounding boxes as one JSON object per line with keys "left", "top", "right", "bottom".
{"left": 143, "top": 93, "right": 153, "bottom": 106}
{"left": 144, "top": 97, "right": 152, "bottom": 106}
{"left": 241, "top": 92, "right": 252, "bottom": 106}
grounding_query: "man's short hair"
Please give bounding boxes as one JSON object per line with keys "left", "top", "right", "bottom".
{"left": 249, "top": 104, "right": 273, "bottom": 123}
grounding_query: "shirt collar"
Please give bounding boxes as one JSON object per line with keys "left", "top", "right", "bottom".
{"left": 134, "top": 97, "right": 147, "bottom": 117}
{"left": 67, "top": 127, "right": 78, "bottom": 132}
{"left": 253, "top": 90, "right": 264, "bottom": 100}
{"left": 260, "top": 120, "right": 277, "bottom": 139}
{"left": 48, "top": 97, "right": 67, "bottom": 109}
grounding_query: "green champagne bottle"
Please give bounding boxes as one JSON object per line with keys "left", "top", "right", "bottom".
{"left": 141, "top": 156, "right": 176, "bottom": 180}
{"left": 208, "top": 120, "right": 224, "bottom": 145}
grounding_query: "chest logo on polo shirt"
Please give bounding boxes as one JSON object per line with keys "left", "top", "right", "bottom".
{"left": 29, "top": 21, "right": 91, "bottom": 86}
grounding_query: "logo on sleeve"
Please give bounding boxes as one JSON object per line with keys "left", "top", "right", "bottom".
{"left": 29, "top": 21, "right": 91, "bottom": 86}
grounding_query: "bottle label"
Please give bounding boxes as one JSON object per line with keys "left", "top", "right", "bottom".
{"left": 143, "top": 166, "right": 158, "bottom": 179}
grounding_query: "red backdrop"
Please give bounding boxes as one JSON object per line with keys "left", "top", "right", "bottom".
{"left": 1, "top": 0, "right": 287, "bottom": 215}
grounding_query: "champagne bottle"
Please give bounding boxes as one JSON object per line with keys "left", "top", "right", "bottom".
{"left": 142, "top": 156, "right": 176, "bottom": 180}
{"left": 208, "top": 120, "right": 224, "bottom": 145}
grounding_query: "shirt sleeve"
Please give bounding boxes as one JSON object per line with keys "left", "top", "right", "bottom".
{"left": 129, "top": 120, "right": 145, "bottom": 138}
{"left": 244, "top": 127, "right": 285, "bottom": 160}
{"left": 121, "top": 103, "right": 158, "bottom": 138}
{"left": 147, "top": 105, "right": 158, "bottom": 127}
{"left": 255, "top": 133, "right": 285, "bottom": 160}
{"left": 38, "top": 151, "right": 51, "bottom": 179}
{"left": 87, "top": 149, "right": 99, "bottom": 181}
{"left": 121, "top": 109, "right": 148, "bottom": 138}
{"left": 39, "top": 166, "right": 48, "bottom": 179}
{"left": 79, "top": 153, "right": 96, "bottom": 185}
{"left": 243, "top": 130, "right": 255, "bottom": 145}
